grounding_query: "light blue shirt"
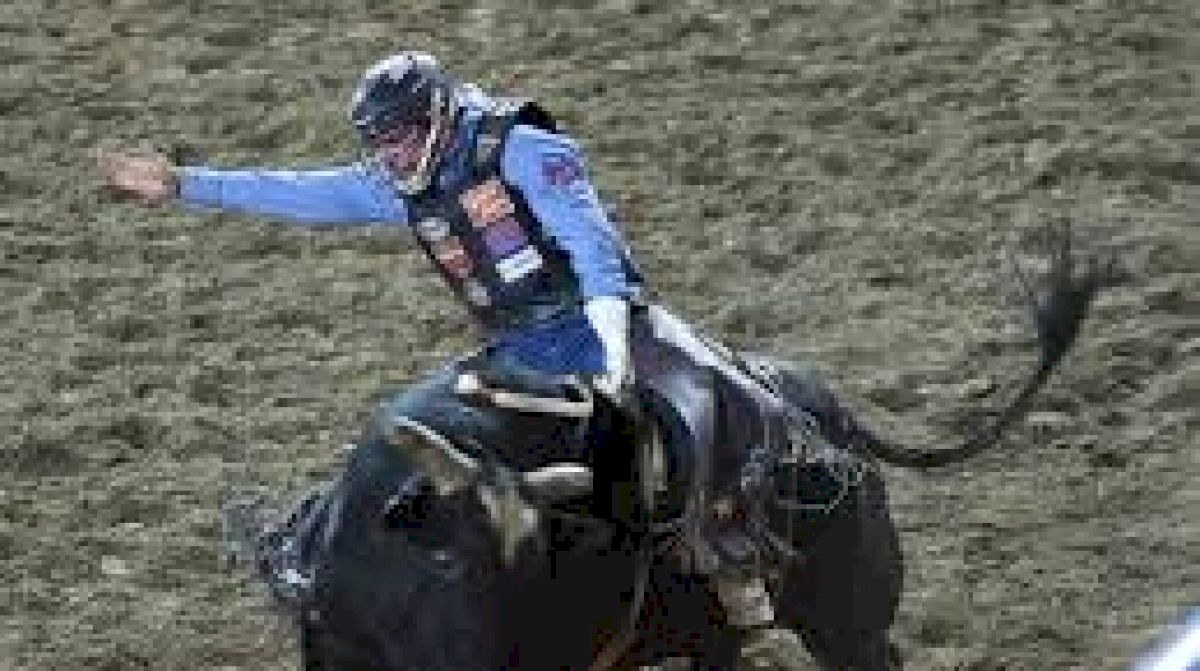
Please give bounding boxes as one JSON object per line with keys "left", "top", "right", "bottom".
{"left": 178, "top": 105, "right": 643, "bottom": 374}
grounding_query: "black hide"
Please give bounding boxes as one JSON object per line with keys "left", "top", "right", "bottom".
{"left": 271, "top": 357, "right": 904, "bottom": 671}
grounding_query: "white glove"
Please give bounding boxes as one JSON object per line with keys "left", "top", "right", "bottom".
{"left": 584, "top": 295, "right": 631, "bottom": 401}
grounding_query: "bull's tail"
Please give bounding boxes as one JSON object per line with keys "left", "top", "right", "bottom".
{"left": 844, "top": 222, "right": 1121, "bottom": 468}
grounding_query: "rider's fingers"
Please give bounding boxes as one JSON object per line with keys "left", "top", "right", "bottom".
{"left": 98, "top": 151, "right": 143, "bottom": 187}
{"left": 96, "top": 148, "right": 124, "bottom": 181}
{"left": 97, "top": 149, "right": 166, "bottom": 175}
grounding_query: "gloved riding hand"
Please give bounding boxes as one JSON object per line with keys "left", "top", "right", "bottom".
{"left": 97, "top": 148, "right": 178, "bottom": 205}
{"left": 584, "top": 295, "right": 632, "bottom": 403}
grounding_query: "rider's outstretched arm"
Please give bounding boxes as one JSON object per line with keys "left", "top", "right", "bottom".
{"left": 178, "top": 163, "right": 408, "bottom": 226}
{"left": 97, "top": 148, "right": 407, "bottom": 227}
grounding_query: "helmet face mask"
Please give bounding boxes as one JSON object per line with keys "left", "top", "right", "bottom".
{"left": 368, "top": 117, "right": 433, "bottom": 176}
{"left": 350, "top": 52, "right": 457, "bottom": 196}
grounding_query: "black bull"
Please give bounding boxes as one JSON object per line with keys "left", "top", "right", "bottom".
{"left": 228, "top": 225, "right": 1115, "bottom": 670}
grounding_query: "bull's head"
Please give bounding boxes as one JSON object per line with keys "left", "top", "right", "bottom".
{"left": 296, "top": 414, "right": 594, "bottom": 670}
{"left": 380, "top": 416, "right": 593, "bottom": 566}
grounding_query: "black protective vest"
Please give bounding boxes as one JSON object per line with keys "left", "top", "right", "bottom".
{"left": 407, "top": 104, "right": 583, "bottom": 332}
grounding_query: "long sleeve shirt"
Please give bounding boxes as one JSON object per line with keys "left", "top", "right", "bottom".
{"left": 177, "top": 106, "right": 643, "bottom": 374}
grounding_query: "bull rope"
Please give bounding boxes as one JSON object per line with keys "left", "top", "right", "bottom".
{"left": 587, "top": 540, "right": 652, "bottom": 671}
{"left": 586, "top": 412, "right": 660, "bottom": 671}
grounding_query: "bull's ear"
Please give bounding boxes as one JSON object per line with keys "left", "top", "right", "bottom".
{"left": 381, "top": 473, "right": 437, "bottom": 528}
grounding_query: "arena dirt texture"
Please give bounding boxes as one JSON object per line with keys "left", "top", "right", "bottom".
{"left": 3, "top": 0, "right": 1197, "bottom": 669}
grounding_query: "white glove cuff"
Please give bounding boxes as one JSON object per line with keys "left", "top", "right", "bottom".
{"left": 584, "top": 296, "right": 629, "bottom": 358}
{"left": 584, "top": 296, "right": 631, "bottom": 399}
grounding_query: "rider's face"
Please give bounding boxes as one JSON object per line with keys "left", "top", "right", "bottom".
{"left": 369, "top": 118, "right": 433, "bottom": 177}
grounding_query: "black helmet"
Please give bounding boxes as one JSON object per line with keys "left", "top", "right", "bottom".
{"left": 349, "top": 52, "right": 458, "bottom": 195}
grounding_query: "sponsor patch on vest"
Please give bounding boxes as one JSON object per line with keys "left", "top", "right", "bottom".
{"left": 495, "top": 245, "right": 544, "bottom": 283}
{"left": 460, "top": 178, "right": 516, "bottom": 228}
{"left": 482, "top": 217, "right": 529, "bottom": 258}
{"left": 433, "top": 237, "right": 473, "bottom": 279}
{"left": 415, "top": 217, "right": 450, "bottom": 243}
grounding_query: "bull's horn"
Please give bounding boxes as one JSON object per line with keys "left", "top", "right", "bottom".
{"left": 521, "top": 463, "right": 594, "bottom": 502}
{"left": 386, "top": 417, "right": 480, "bottom": 496}
{"left": 455, "top": 372, "right": 595, "bottom": 418}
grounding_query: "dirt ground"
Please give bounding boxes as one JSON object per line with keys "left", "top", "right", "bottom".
{"left": 3, "top": 0, "right": 1197, "bottom": 668}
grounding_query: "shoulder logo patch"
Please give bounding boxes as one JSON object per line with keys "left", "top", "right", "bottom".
{"left": 541, "top": 154, "right": 583, "bottom": 188}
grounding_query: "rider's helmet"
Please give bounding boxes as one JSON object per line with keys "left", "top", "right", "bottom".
{"left": 349, "top": 51, "right": 459, "bottom": 196}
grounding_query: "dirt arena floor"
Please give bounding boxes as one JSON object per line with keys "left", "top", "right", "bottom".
{"left": 3, "top": 0, "right": 1197, "bottom": 668}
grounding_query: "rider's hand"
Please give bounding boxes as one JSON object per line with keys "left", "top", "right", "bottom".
{"left": 585, "top": 295, "right": 632, "bottom": 402}
{"left": 592, "top": 361, "right": 630, "bottom": 403}
{"left": 97, "top": 148, "right": 179, "bottom": 205}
